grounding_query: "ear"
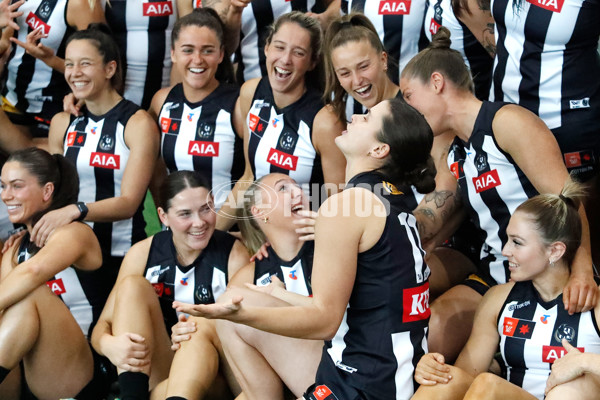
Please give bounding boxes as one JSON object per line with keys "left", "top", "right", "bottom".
{"left": 430, "top": 71, "right": 445, "bottom": 94}
{"left": 548, "top": 241, "right": 567, "bottom": 265}
{"left": 370, "top": 143, "right": 390, "bottom": 159}
{"left": 42, "top": 182, "right": 54, "bottom": 203}
{"left": 105, "top": 60, "right": 117, "bottom": 80}
{"left": 218, "top": 45, "right": 225, "bottom": 64}
{"left": 157, "top": 207, "right": 169, "bottom": 227}
{"left": 171, "top": 48, "right": 176, "bottom": 64}
{"left": 381, "top": 51, "right": 388, "bottom": 71}
{"left": 250, "top": 204, "right": 263, "bottom": 219}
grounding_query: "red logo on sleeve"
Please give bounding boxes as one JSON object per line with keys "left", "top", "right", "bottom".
{"left": 472, "top": 169, "right": 501, "bottom": 193}
{"left": 527, "top": 0, "right": 564, "bottom": 13}
{"left": 313, "top": 385, "right": 333, "bottom": 400}
{"left": 267, "top": 148, "right": 298, "bottom": 171}
{"left": 142, "top": 1, "right": 173, "bottom": 17}
{"left": 450, "top": 162, "right": 460, "bottom": 179}
{"left": 89, "top": 152, "right": 121, "bottom": 170}
{"left": 26, "top": 12, "right": 51, "bottom": 35}
{"left": 160, "top": 117, "right": 172, "bottom": 133}
{"left": 188, "top": 141, "right": 219, "bottom": 157}
{"left": 67, "top": 131, "right": 86, "bottom": 147}
{"left": 503, "top": 317, "right": 535, "bottom": 339}
{"left": 402, "top": 282, "right": 431, "bottom": 322}
{"left": 248, "top": 114, "right": 260, "bottom": 132}
{"left": 378, "top": 0, "right": 411, "bottom": 14}
{"left": 152, "top": 283, "right": 164, "bottom": 297}
{"left": 46, "top": 278, "right": 66, "bottom": 295}
{"left": 542, "top": 345, "right": 584, "bottom": 363}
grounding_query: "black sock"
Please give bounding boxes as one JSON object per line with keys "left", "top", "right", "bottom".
{"left": 0, "top": 366, "right": 9, "bottom": 384}
{"left": 166, "top": 397, "right": 188, "bottom": 400}
{"left": 118, "top": 371, "right": 149, "bottom": 400}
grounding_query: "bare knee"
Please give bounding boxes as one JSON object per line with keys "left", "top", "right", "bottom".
{"left": 463, "top": 373, "right": 503, "bottom": 399}
{"left": 116, "top": 275, "right": 155, "bottom": 301}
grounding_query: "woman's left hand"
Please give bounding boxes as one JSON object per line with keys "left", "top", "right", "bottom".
{"left": 10, "top": 26, "right": 54, "bottom": 63}
{"left": 545, "top": 339, "right": 584, "bottom": 394}
{"left": 31, "top": 204, "right": 80, "bottom": 247}
{"left": 173, "top": 295, "right": 243, "bottom": 320}
{"left": 562, "top": 270, "right": 598, "bottom": 314}
{"left": 0, "top": 0, "right": 24, "bottom": 30}
{"left": 245, "top": 275, "right": 286, "bottom": 296}
{"left": 293, "top": 210, "right": 317, "bottom": 241}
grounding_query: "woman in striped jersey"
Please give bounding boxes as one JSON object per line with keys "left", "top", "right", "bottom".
{"left": 0, "top": 148, "right": 109, "bottom": 399}
{"left": 400, "top": 27, "right": 597, "bottom": 364}
{"left": 412, "top": 181, "right": 600, "bottom": 400}
{"left": 149, "top": 8, "right": 244, "bottom": 213}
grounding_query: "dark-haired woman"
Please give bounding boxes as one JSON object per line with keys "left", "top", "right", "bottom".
{"left": 91, "top": 171, "right": 248, "bottom": 399}
{"left": 400, "top": 27, "right": 597, "bottom": 363}
{"left": 0, "top": 0, "right": 104, "bottom": 138}
{"left": 175, "top": 97, "right": 435, "bottom": 400}
{"left": 42, "top": 24, "right": 160, "bottom": 284}
{"left": 217, "top": 11, "right": 346, "bottom": 230}
{"left": 412, "top": 182, "right": 600, "bottom": 400}
{"left": 0, "top": 148, "right": 108, "bottom": 399}
{"left": 149, "top": 8, "right": 243, "bottom": 212}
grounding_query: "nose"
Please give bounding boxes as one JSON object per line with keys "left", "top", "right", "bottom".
{"left": 1, "top": 186, "right": 11, "bottom": 201}
{"left": 280, "top": 49, "right": 292, "bottom": 65}
{"left": 191, "top": 212, "right": 207, "bottom": 227}
{"left": 192, "top": 50, "right": 203, "bottom": 65}
{"left": 501, "top": 242, "right": 510, "bottom": 258}
{"left": 351, "top": 71, "right": 362, "bottom": 88}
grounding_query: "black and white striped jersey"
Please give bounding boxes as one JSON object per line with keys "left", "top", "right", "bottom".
{"left": 498, "top": 280, "right": 600, "bottom": 399}
{"left": 490, "top": 0, "right": 600, "bottom": 131}
{"left": 63, "top": 99, "right": 148, "bottom": 258}
{"left": 17, "top": 232, "right": 113, "bottom": 339}
{"left": 246, "top": 78, "right": 324, "bottom": 190}
{"left": 3, "top": 0, "right": 71, "bottom": 119}
{"left": 254, "top": 241, "right": 313, "bottom": 296}
{"left": 105, "top": 0, "right": 177, "bottom": 108}
{"left": 158, "top": 83, "right": 244, "bottom": 210}
{"left": 424, "top": 0, "right": 493, "bottom": 100}
{"left": 447, "top": 101, "right": 538, "bottom": 285}
{"left": 319, "top": 171, "right": 430, "bottom": 400}
{"left": 144, "top": 229, "right": 234, "bottom": 329}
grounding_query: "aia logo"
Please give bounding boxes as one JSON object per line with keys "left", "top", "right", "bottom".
{"left": 188, "top": 140, "right": 219, "bottom": 157}
{"left": 542, "top": 345, "right": 584, "bottom": 363}
{"left": 289, "top": 270, "right": 298, "bottom": 280}
{"left": 142, "top": 1, "right": 174, "bottom": 17}
{"left": 472, "top": 169, "right": 501, "bottom": 193}
{"left": 46, "top": 278, "right": 66, "bottom": 295}
{"left": 429, "top": 18, "right": 441, "bottom": 35}
{"left": 89, "top": 152, "right": 121, "bottom": 170}
{"left": 26, "top": 12, "right": 51, "bottom": 35}
{"left": 378, "top": 0, "right": 411, "bottom": 15}
{"left": 402, "top": 282, "right": 430, "bottom": 322}
{"left": 540, "top": 314, "right": 550, "bottom": 324}
{"left": 527, "top": 0, "right": 564, "bottom": 13}
{"left": 180, "top": 277, "right": 189, "bottom": 286}
{"left": 267, "top": 148, "right": 298, "bottom": 171}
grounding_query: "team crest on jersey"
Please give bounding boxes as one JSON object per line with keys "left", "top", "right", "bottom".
{"left": 46, "top": 278, "right": 66, "bottom": 295}
{"left": 197, "top": 122, "right": 214, "bottom": 139}
{"left": 195, "top": 284, "right": 215, "bottom": 304}
{"left": 99, "top": 135, "right": 114, "bottom": 151}
{"left": 38, "top": 1, "right": 53, "bottom": 18}
{"left": 378, "top": 0, "right": 411, "bottom": 15}
{"left": 26, "top": 12, "right": 51, "bottom": 35}
{"left": 503, "top": 317, "right": 535, "bottom": 339}
{"left": 554, "top": 323, "right": 576, "bottom": 342}
{"left": 475, "top": 153, "right": 488, "bottom": 172}
{"left": 278, "top": 131, "right": 296, "bottom": 151}
{"left": 267, "top": 148, "right": 298, "bottom": 170}
{"left": 527, "top": 0, "right": 564, "bottom": 13}
{"left": 143, "top": 1, "right": 174, "bottom": 17}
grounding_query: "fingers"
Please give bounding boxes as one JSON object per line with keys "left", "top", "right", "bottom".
{"left": 63, "top": 93, "right": 82, "bottom": 116}
{"left": 432, "top": 353, "right": 446, "bottom": 364}
{"left": 125, "top": 332, "right": 147, "bottom": 344}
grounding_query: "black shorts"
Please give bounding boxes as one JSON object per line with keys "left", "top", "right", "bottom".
{"left": 552, "top": 121, "right": 600, "bottom": 182}
{"left": 4, "top": 110, "right": 51, "bottom": 138}
{"left": 460, "top": 273, "right": 495, "bottom": 296}
{"left": 303, "top": 382, "right": 368, "bottom": 400}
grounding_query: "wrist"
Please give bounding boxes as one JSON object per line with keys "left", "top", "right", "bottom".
{"left": 75, "top": 202, "right": 88, "bottom": 221}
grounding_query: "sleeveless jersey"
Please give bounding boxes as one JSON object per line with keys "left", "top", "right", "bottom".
{"left": 105, "top": 0, "right": 177, "bottom": 108}
{"left": 490, "top": 0, "right": 600, "bottom": 131}
{"left": 498, "top": 280, "right": 600, "bottom": 399}
{"left": 63, "top": 99, "right": 147, "bottom": 258}
{"left": 17, "top": 232, "right": 112, "bottom": 339}
{"left": 158, "top": 83, "right": 244, "bottom": 210}
{"left": 254, "top": 241, "right": 313, "bottom": 296}
{"left": 3, "top": 0, "right": 71, "bottom": 119}
{"left": 228, "top": 0, "right": 325, "bottom": 82}
{"left": 424, "top": 0, "right": 493, "bottom": 100}
{"left": 319, "top": 171, "right": 430, "bottom": 400}
{"left": 447, "top": 101, "right": 538, "bottom": 285}
{"left": 143, "top": 229, "right": 234, "bottom": 329}
{"left": 247, "top": 78, "right": 324, "bottom": 191}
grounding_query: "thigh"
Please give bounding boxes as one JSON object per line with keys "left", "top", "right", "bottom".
{"left": 546, "top": 373, "right": 600, "bottom": 400}
{"left": 463, "top": 373, "right": 537, "bottom": 400}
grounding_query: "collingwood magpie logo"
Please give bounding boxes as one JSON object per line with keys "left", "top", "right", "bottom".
{"left": 197, "top": 122, "right": 213, "bottom": 139}
{"left": 39, "top": 1, "right": 52, "bottom": 18}
{"left": 99, "top": 135, "right": 114, "bottom": 151}
{"left": 475, "top": 153, "right": 488, "bottom": 172}
{"left": 279, "top": 131, "right": 296, "bottom": 151}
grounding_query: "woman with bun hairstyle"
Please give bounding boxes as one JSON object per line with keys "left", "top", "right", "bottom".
{"left": 0, "top": 147, "right": 108, "bottom": 399}
{"left": 42, "top": 24, "right": 160, "bottom": 284}
{"left": 149, "top": 8, "right": 243, "bottom": 212}
{"left": 175, "top": 97, "right": 436, "bottom": 400}
{"left": 400, "top": 27, "right": 597, "bottom": 363}
{"left": 412, "top": 182, "right": 600, "bottom": 400}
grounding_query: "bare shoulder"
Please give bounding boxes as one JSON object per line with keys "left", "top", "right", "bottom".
{"left": 478, "top": 281, "right": 515, "bottom": 318}
{"left": 149, "top": 86, "right": 174, "bottom": 116}
{"left": 240, "top": 78, "right": 261, "bottom": 100}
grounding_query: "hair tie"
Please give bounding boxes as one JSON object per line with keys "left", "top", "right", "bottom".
{"left": 339, "top": 20, "right": 353, "bottom": 29}
{"left": 559, "top": 194, "right": 576, "bottom": 208}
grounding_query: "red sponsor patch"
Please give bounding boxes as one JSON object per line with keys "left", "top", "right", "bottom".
{"left": 313, "top": 385, "right": 333, "bottom": 400}
{"left": 502, "top": 317, "right": 535, "bottom": 339}
{"left": 527, "top": 0, "right": 564, "bottom": 13}
{"left": 152, "top": 282, "right": 164, "bottom": 297}
{"left": 67, "top": 131, "right": 86, "bottom": 147}
{"left": 26, "top": 12, "right": 51, "bottom": 35}
{"left": 564, "top": 151, "right": 594, "bottom": 168}
{"left": 248, "top": 113, "right": 259, "bottom": 132}
{"left": 90, "top": 152, "right": 121, "bottom": 170}
{"left": 429, "top": 18, "right": 441, "bottom": 35}
{"left": 472, "top": 169, "right": 501, "bottom": 193}
{"left": 267, "top": 148, "right": 298, "bottom": 171}
{"left": 67, "top": 131, "right": 77, "bottom": 146}
{"left": 46, "top": 278, "right": 66, "bottom": 295}
{"left": 450, "top": 162, "right": 460, "bottom": 179}
{"left": 195, "top": 0, "right": 202, "bottom": 6}
{"left": 402, "top": 282, "right": 430, "bottom": 322}
{"left": 160, "top": 117, "right": 172, "bottom": 133}
{"left": 142, "top": 1, "right": 174, "bottom": 17}
{"left": 188, "top": 140, "right": 219, "bottom": 157}
{"left": 542, "top": 345, "right": 584, "bottom": 363}
{"left": 378, "top": 0, "right": 411, "bottom": 14}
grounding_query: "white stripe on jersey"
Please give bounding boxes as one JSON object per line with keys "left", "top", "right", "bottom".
{"left": 55, "top": 267, "right": 94, "bottom": 337}
{"left": 327, "top": 307, "right": 351, "bottom": 369}
{"left": 280, "top": 260, "right": 309, "bottom": 296}
{"left": 398, "top": 212, "right": 429, "bottom": 284}
{"left": 174, "top": 267, "right": 196, "bottom": 318}
{"left": 212, "top": 268, "right": 227, "bottom": 301}
{"left": 391, "top": 329, "right": 426, "bottom": 400}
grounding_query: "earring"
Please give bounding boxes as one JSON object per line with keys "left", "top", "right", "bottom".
{"left": 367, "top": 151, "right": 371, "bottom": 157}
{"left": 549, "top": 258, "right": 555, "bottom": 267}
{"left": 263, "top": 216, "right": 269, "bottom": 223}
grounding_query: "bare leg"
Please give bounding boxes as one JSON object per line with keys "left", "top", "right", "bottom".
{"left": 0, "top": 285, "right": 93, "bottom": 399}
{"left": 426, "top": 248, "right": 477, "bottom": 300}
{"left": 0, "top": 368, "right": 20, "bottom": 400}
{"left": 463, "top": 373, "right": 537, "bottom": 400}
{"left": 427, "top": 285, "right": 482, "bottom": 364}
{"left": 112, "top": 275, "right": 174, "bottom": 389}
{"left": 216, "top": 288, "right": 322, "bottom": 400}
{"left": 546, "top": 372, "right": 600, "bottom": 400}
{"left": 411, "top": 365, "right": 474, "bottom": 400}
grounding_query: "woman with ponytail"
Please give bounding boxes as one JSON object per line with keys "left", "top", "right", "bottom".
{"left": 412, "top": 181, "right": 600, "bottom": 400}
{"left": 175, "top": 97, "right": 436, "bottom": 400}
{"left": 401, "top": 27, "right": 598, "bottom": 363}
{"left": 0, "top": 147, "right": 110, "bottom": 399}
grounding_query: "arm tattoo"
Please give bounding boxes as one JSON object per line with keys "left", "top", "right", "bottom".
{"left": 483, "top": 22, "right": 496, "bottom": 58}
